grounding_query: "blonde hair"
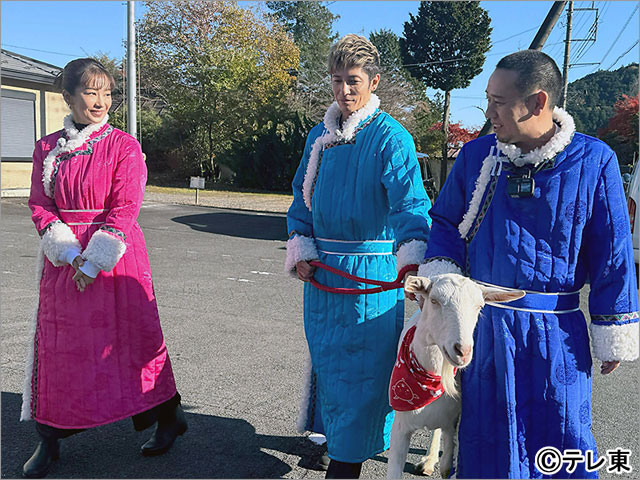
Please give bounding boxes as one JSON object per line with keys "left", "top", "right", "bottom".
{"left": 328, "top": 34, "right": 380, "bottom": 80}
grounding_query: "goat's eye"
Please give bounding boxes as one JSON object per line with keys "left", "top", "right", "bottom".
{"left": 430, "top": 299, "right": 438, "bottom": 305}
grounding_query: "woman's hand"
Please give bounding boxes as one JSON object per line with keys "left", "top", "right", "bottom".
{"left": 296, "top": 260, "right": 316, "bottom": 282}
{"left": 403, "top": 270, "right": 418, "bottom": 301}
{"left": 71, "top": 255, "right": 84, "bottom": 270}
{"left": 72, "top": 269, "right": 95, "bottom": 292}
{"left": 600, "top": 360, "right": 620, "bottom": 375}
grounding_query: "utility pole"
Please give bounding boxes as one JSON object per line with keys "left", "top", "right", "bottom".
{"left": 477, "top": 1, "right": 568, "bottom": 137}
{"left": 126, "top": 1, "right": 137, "bottom": 138}
{"left": 560, "top": 1, "right": 574, "bottom": 109}
{"left": 529, "top": 1, "right": 569, "bottom": 50}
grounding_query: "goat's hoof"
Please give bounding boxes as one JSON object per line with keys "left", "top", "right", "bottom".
{"left": 441, "top": 468, "right": 451, "bottom": 479}
{"left": 414, "top": 460, "right": 435, "bottom": 476}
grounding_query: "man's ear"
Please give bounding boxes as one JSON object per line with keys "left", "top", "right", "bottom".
{"left": 369, "top": 73, "right": 380, "bottom": 92}
{"left": 529, "top": 90, "right": 549, "bottom": 116}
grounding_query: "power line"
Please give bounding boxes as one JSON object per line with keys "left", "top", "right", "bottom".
{"left": 570, "top": 1, "right": 591, "bottom": 35}
{"left": 572, "top": 19, "right": 597, "bottom": 63}
{"left": 402, "top": 49, "right": 516, "bottom": 69}
{"left": 572, "top": 21, "right": 596, "bottom": 63}
{"left": 570, "top": 2, "right": 594, "bottom": 61}
{"left": 591, "top": 3, "right": 639, "bottom": 72}
{"left": 489, "top": 26, "right": 539, "bottom": 46}
{"left": 1, "top": 43, "right": 83, "bottom": 58}
{"left": 604, "top": 39, "right": 639, "bottom": 71}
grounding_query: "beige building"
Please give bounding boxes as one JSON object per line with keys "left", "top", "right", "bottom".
{"left": 1, "top": 49, "right": 68, "bottom": 197}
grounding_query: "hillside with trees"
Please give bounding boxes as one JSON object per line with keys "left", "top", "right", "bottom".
{"left": 566, "top": 63, "right": 638, "bottom": 136}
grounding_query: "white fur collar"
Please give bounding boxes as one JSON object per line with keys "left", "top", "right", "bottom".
{"left": 496, "top": 107, "right": 575, "bottom": 167}
{"left": 42, "top": 114, "right": 109, "bottom": 197}
{"left": 302, "top": 94, "right": 380, "bottom": 211}
{"left": 458, "top": 108, "right": 575, "bottom": 239}
{"left": 322, "top": 94, "right": 381, "bottom": 142}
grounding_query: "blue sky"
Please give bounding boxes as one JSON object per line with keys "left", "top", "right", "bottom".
{"left": 2, "top": 1, "right": 638, "bottom": 127}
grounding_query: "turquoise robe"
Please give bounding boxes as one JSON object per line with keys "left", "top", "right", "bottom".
{"left": 287, "top": 108, "right": 431, "bottom": 462}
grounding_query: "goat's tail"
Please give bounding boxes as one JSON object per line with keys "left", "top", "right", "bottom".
{"left": 441, "top": 360, "right": 459, "bottom": 398}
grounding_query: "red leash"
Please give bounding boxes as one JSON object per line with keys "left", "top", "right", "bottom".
{"left": 308, "top": 260, "right": 418, "bottom": 295}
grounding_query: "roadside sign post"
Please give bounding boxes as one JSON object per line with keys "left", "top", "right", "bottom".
{"left": 190, "top": 176, "right": 205, "bottom": 205}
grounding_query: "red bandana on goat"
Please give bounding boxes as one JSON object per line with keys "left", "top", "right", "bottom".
{"left": 389, "top": 325, "right": 449, "bottom": 411}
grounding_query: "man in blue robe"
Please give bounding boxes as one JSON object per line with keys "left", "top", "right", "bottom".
{"left": 286, "top": 34, "right": 431, "bottom": 478}
{"left": 418, "top": 50, "right": 638, "bottom": 479}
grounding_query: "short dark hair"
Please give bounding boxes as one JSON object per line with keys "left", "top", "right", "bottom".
{"left": 54, "top": 58, "right": 115, "bottom": 94}
{"left": 496, "top": 50, "right": 562, "bottom": 109}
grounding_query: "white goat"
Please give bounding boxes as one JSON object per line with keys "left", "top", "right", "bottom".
{"left": 387, "top": 274, "right": 524, "bottom": 479}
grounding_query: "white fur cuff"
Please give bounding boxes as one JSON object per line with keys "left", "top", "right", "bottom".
{"left": 396, "top": 240, "right": 427, "bottom": 272}
{"left": 284, "top": 234, "right": 319, "bottom": 277}
{"left": 41, "top": 222, "right": 81, "bottom": 267}
{"left": 417, "top": 258, "right": 463, "bottom": 278}
{"left": 590, "top": 321, "right": 639, "bottom": 362}
{"left": 82, "top": 230, "right": 126, "bottom": 272}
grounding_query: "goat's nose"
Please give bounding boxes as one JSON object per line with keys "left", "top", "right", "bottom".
{"left": 454, "top": 343, "right": 472, "bottom": 359}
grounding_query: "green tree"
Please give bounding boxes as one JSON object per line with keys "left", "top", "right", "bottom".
{"left": 228, "top": 110, "right": 313, "bottom": 191}
{"left": 401, "top": 1, "right": 491, "bottom": 189}
{"left": 266, "top": 1, "right": 338, "bottom": 122}
{"left": 369, "top": 29, "right": 442, "bottom": 154}
{"left": 137, "top": 0, "right": 299, "bottom": 178}
{"left": 370, "top": 28, "right": 404, "bottom": 72}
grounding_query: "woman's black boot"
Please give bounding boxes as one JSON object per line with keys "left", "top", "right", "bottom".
{"left": 22, "top": 439, "right": 59, "bottom": 478}
{"left": 140, "top": 404, "right": 187, "bottom": 456}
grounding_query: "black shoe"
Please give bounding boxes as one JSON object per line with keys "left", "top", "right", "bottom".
{"left": 22, "top": 440, "right": 59, "bottom": 478}
{"left": 140, "top": 405, "right": 187, "bottom": 456}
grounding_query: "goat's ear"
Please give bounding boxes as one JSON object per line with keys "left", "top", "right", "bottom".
{"left": 481, "top": 287, "right": 525, "bottom": 303}
{"left": 404, "top": 275, "right": 431, "bottom": 295}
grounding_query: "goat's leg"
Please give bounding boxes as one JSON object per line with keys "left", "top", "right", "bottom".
{"left": 387, "top": 419, "right": 413, "bottom": 479}
{"left": 414, "top": 428, "right": 441, "bottom": 476}
{"left": 439, "top": 427, "right": 456, "bottom": 479}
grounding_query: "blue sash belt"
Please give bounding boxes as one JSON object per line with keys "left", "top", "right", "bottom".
{"left": 315, "top": 238, "right": 394, "bottom": 256}
{"left": 474, "top": 279, "right": 581, "bottom": 314}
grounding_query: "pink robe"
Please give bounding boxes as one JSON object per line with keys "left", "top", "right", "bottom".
{"left": 24, "top": 121, "right": 177, "bottom": 429}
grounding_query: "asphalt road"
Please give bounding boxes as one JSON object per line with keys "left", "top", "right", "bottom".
{"left": 1, "top": 197, "right": 638, "bottom": 479}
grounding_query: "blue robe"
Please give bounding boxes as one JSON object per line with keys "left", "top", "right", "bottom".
{"left": 425, "top": 131, "right": 638, "bottom": 478}
{"left": 287, "top": 108, "right": 431, "bottom": 462}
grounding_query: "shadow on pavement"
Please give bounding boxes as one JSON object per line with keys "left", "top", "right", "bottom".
{"left": 171, "top": 212, "right": 288, "bottom": 241}
{"left": 2, "top": 392, "right": 323, "bottom": 478}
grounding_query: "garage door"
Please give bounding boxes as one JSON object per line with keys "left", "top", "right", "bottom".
{"left": 1, "top": 89, "right": 36, "bottom": 161}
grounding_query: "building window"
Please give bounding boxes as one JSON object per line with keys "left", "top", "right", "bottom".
{"left": 1, "top": 88, "right": 36, "bottom": 162}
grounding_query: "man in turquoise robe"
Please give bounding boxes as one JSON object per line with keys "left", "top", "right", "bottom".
{"left": 286, "top": 34, "right": 431, "bottom": 478}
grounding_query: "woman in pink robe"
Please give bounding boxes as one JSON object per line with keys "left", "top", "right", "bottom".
{"left": 22, "top": 58, "right": 186, "bottom": 478}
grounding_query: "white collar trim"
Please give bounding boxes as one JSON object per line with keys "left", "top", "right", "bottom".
{"left": 458, "top": 108, "right": 576, "bottom": 238}
{"left": 496, "top": 107, "right": 575, "bottom": 167}
{"left": 302, "top": 94, "right": 380, "bottom": 211}
{"left": 42, "top": 114, "right": 109, "bottom": 197}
